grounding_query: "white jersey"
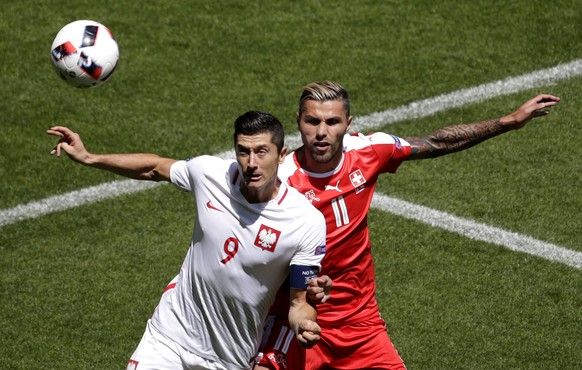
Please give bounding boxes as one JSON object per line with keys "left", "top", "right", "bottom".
{"left": 149, "top": 155, "right": 326, "bottom": 369}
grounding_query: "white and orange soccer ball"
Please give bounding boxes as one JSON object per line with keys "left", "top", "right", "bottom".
{"left": 50, "top": 20, "right": 119, "bottom": 88}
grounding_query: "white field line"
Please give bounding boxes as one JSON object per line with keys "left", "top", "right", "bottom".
{"left": 372, "top": 194, "right": 582, "bottom": 270}
{"left": 2, "top": 59, "right": 582, "bottom": 268}
{"left": 1, "top": 180, "right": 163, "bottom": 226}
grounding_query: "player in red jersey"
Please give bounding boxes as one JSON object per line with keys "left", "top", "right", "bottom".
{"left": 255, "top": 81, "right": 560, "bottom": 370}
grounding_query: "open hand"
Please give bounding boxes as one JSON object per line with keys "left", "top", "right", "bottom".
{"left": 503, "top": 94, "right": 560, "bottom": 129}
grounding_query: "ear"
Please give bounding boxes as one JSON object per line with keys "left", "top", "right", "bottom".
{"left": 346, "top": 115, "right": 353, "bottom": 133}
{"left": 296, "top": 112, "right": 301, "bottom": 126}
{"left": 279, "top": 146, "right": 288, "bottom": 164}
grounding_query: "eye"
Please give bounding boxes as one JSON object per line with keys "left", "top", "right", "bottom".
{"left": 303, "top": 117, "right": 320, "bottom": 126}
{"left": 236, "top": 146, "right": 250, "bottom": 156}
{"left": 326, "top": 117, "right": 341, "bottom": 125}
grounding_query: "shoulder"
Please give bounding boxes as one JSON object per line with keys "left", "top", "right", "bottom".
{"left": 282, "top": 185, "right": 324, "bottom": 220}
{"left": 344, "top": 132, "right": 409, "bottom": 151}
{"left": 171, "top": 155, "right": 235, "bottom": 189}
{"left": 174, "top": 155, "right": 233, "bottom": 172}
{"left": 279, "top": 152, "right": 301, "bottom": 182}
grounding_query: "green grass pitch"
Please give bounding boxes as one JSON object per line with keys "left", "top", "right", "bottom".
{"left": 1, "top": 0, "right": 581, "bottom": 368}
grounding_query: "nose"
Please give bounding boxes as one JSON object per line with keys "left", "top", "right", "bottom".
{"left": 248, "top": 152, "right": 258, "bottom": 168}
{"left": 315, "top": 123, "right": 327, "bottom": 139}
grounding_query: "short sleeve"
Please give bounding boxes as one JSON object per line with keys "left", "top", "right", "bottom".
{"left": 290, "top": 208, "right": 326, "bottom": 269}
{"left": 170, "top": 159, "right": 193, "bottom": 192}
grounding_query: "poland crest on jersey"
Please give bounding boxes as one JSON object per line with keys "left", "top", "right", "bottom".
{"left": 254, "top": 224, "right": 281, "bottom": 252}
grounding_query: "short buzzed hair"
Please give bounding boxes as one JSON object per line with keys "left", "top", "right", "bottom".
{"left": 298, "top": 81, "right": 351, "bottom": 117}
{"left": 233, "top": 111, "right": 285, "bottom": 153}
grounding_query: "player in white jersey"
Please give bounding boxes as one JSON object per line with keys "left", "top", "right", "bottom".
{"left": 47, "top": 111, "right": 327, "bottom": 370}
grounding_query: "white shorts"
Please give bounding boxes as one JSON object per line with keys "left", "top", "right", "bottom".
{"left": 126, "top": 320, "right": 232, "bottom": 370}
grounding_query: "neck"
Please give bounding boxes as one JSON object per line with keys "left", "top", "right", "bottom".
{"left": 297, "top": 148, "right": 342, "bottom": 173}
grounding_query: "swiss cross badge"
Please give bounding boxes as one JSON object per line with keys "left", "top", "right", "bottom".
{"left": 254, "top": 224, "right": 281, "bottom": 252}
{"left": 349, "top": 169, "right": 366, "bottom": 188}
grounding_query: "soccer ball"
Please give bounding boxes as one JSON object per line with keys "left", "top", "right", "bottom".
{"left": 50, "top": 20, "right": 119, "bottom": 88}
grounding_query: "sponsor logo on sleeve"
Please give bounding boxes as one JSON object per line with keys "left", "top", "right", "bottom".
{"left": 391, "top": 135, "right": 403, "bottom": 150}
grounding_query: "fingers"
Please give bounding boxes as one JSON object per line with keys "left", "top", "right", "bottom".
{"left": 47, "top": 126, "right": 78, "bottom": 142}
{"left": 297, "top": 320, "right": 321, "bottom": 348}
{"left": 308, "top": 291, "right": 326, "bottom": 304}
{"left": 308, "top": 275, "right": 332, "bottom": 289}
{"left": 533, "top": 94, "right": 560, "bottom": 110}
{"left": 301, "top": 319, "right": 321, "bottom": 334}
{"left": 47, "top": 126, "right": 77, "bottom": 157}
{"left": 298, "top": 331, "right": 320, "bottom": 348}
{"left": 320, "top": 275, "right": 332, "bottom": 288}
{"left": 534, "top": 94, "right": 560, "bottom": 103}
{"left": 50, "top": 141, "right": 68, "bottom": 157}
{"left": 307, "top": 275, "right": 332, "bottom": 304}
{"left": 48, "top": 125, "right": 75, "bottom": 134}
{"left": 46, "top": 129, "right": 65, "bottom": 138}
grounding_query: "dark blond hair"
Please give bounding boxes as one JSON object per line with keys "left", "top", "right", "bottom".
{"left": 298, "top": 81, "right": 350, "bottom": 117}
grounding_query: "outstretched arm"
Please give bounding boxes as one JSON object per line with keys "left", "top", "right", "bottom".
{"left": 47, "top": 126, "right": 176, "bottom": 181}
{"left": 289, "top": 288, "right": 321, "bottom": 349}
{"left": 404, "top": 94, "right": 560, "bottom": 160}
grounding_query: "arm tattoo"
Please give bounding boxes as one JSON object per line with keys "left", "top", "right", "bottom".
{"left": 405, "top": 118, "right": 510, "bottom": 160}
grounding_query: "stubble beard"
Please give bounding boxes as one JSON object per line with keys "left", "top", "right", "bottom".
{"left": 306, "top": 142, "right": 340, "bottom": 164}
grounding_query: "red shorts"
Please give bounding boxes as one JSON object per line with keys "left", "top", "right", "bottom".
{"left": 255, "top": 315, "right": 303, "bottom": 370}
{"left": 258, "top": 316, "right": 405, "bottom": 370}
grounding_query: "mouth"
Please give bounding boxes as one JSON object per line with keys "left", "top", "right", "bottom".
{"left": 313, "top": 142, "right": 330, "bottom": 153}
{"left": 244, "top": 173, "right": 262, "bottom": 182}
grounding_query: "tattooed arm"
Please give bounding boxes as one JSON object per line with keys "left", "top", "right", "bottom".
{"left": 404, "top": 94, "right": 560, "bottom": 160}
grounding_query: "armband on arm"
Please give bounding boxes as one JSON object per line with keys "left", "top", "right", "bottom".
{"left": 290, "top": 265, "right": 320, "bottom": 289}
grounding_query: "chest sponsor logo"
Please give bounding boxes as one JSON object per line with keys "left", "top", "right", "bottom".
{"left": 254, "top": 224, "right": 281, "bottom": 252}
{"left": 349, "top": 169, "right": 366, "bottom": 188}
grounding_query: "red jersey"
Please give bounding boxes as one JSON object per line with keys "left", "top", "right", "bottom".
{"left": 279, "top": 132, "right": 411, "bottom": 326}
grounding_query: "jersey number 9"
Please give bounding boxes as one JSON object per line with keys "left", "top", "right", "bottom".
{"left": 221, "top": 237, "right": 239, "bottom": 264}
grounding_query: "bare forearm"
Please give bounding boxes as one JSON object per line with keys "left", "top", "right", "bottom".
{"left": 405, "top": 118, "right": 510, "bottom": 159}
{"left": 288, "top": 299, "right": 320, "bottom": 348}
{"left": 83, "top": 152, "right": 174, "bottom": 181}
{"left": 48, "top": 126, "right": 175, "bottom": 180}
{"left": 288, "top": 287, "right": 320, "bottom": 347}
{"left": 288, "top": 301, "right": 317, "bottom": 332}
{"left": 404, "top": 94, "right": 560, "bottom": 160}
